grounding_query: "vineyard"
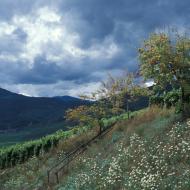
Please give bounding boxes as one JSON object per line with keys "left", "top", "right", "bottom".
{"left": 0, "top": 111, "right": 136, "bottom": 170}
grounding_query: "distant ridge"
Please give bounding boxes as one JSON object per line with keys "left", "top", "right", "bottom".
{"left": 0, "top": 88, "right": 22, "bottom": 98}
{"left": 53, "top": 95, "right": 89, "bottom": 102}
{"left": 0, "top": 88, "right": 90, "bottom": 131}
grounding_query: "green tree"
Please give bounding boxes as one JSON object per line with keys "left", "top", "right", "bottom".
{"left": 139, "top": 32, "right": 190, "bottom": 116}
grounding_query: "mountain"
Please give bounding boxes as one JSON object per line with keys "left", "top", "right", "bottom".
{"left": 53, "top": 95, "right": 90, "bottom": 104}
{"left": 0, "top": 88, "right": 21, "bottom": 98}
{"left": 0, "top": 88, "right": 90, "bottom": 132}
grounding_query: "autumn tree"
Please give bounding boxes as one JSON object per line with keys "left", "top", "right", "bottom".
{"left": 66, "top": 72, "right": 148, "bottom": 134}
{"left": 82, "top": 72, "right": 147, "bottom": 120}
{"left": 65, "top": 78, "right": 116, "bottom": 134}
{"left": 65, "top": 105, "right": 94, "bottom": 126}
{"left": 139, "top": 32, "right": 190, "bottom": 116}
{"left": 65, "top": 103, "right": 113, "bottom": 134}
{"left": 100, "top": 72, "right": 148, "bottom": 118}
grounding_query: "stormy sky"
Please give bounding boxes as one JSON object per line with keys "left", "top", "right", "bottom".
{"left": 0, "top": 0, "right": 189, "bottom": 97}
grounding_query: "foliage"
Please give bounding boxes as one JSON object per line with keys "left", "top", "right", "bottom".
{"left": 163, "top": 89, "right": 181, "bottom": 108}
{"left": 65, "top": 104, "right": 113, "bottom": 133}
{"left": 98, "top": 72, "right": 148, "bottom": 112}
{"left": 65, "top": 106, "right": 95, "bottom": 126}
{"left": 150, "top": 89, "right": 181, "bottom": 111}
{"left": 139, "top": 33, "right": 190, "bottom": 88}
{"left": 66, "top": 73, "right": 148, "bottom": 133}
{"left": 139, "top": 32, "right": 190, "bottom": 115}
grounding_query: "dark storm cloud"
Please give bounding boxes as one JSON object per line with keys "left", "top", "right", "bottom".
{"left": 16, "top": 57, "right": 92, "bottom": 85}
{"left": 62, "top": 0, "right": 190, "bottom": 49}
{"left": 0, "top": 56, "right": 106, "bottom": 86}
{"left": 56, "top": 0, "right": 190, "bottom": 73}
{"left": 0, "top": 0, "right": 190, "bottom": 96}
{"left": 57, "top": 0, "right": 179, "bottom": 41}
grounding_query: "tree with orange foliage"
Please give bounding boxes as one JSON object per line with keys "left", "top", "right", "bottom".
{"left": 139, "top": 32, "right": 190, "bottom": 116}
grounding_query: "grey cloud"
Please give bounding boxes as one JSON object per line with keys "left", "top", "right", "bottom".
{"left": 0, "top": 35, "right": 24, "bottom": 54}
{"left": 12, "top": 28, "right": 27, "bottom": 42}
{"left": 13, "top": 56, "right": 115, "bottom": 85}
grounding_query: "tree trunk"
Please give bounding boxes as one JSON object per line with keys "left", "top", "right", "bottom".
{"left": 127, "top": 100, "right": 130, "bottom": 119}
{"left": 181, "top": 86, "right": 190, "bottom": 118}
{"left": 99, "top": 125, "right": 102, "bottom": 134}
{"left": 183, "top": 102, "right": 190, "bottom": 118}
{"left": 181, "top": 86, "right": 185, "bottom": 115}
{"left": 98, "top": 120, "right": 103, "bottom": 134}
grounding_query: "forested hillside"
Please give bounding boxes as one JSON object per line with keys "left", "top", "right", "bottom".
{"left": 0, "top": 88, "right": 89, "bottom": 132}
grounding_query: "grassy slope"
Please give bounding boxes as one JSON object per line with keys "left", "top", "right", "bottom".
{"left": 56, "top": 107, "right": 189, "bottom": 190}
{"left": 1, "top": 107, "right": 189, "bottom": 190}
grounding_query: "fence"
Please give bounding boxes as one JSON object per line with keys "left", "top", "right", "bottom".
{"left": 47, "top": 122, "right": 116, "bottom": 184}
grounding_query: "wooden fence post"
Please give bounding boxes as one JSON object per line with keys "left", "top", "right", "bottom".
{"left": 47, "top": 171, "right": 50, "bottom": 184}
{"left": 55, "top": 172, "right": 59, "bottom": 184}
